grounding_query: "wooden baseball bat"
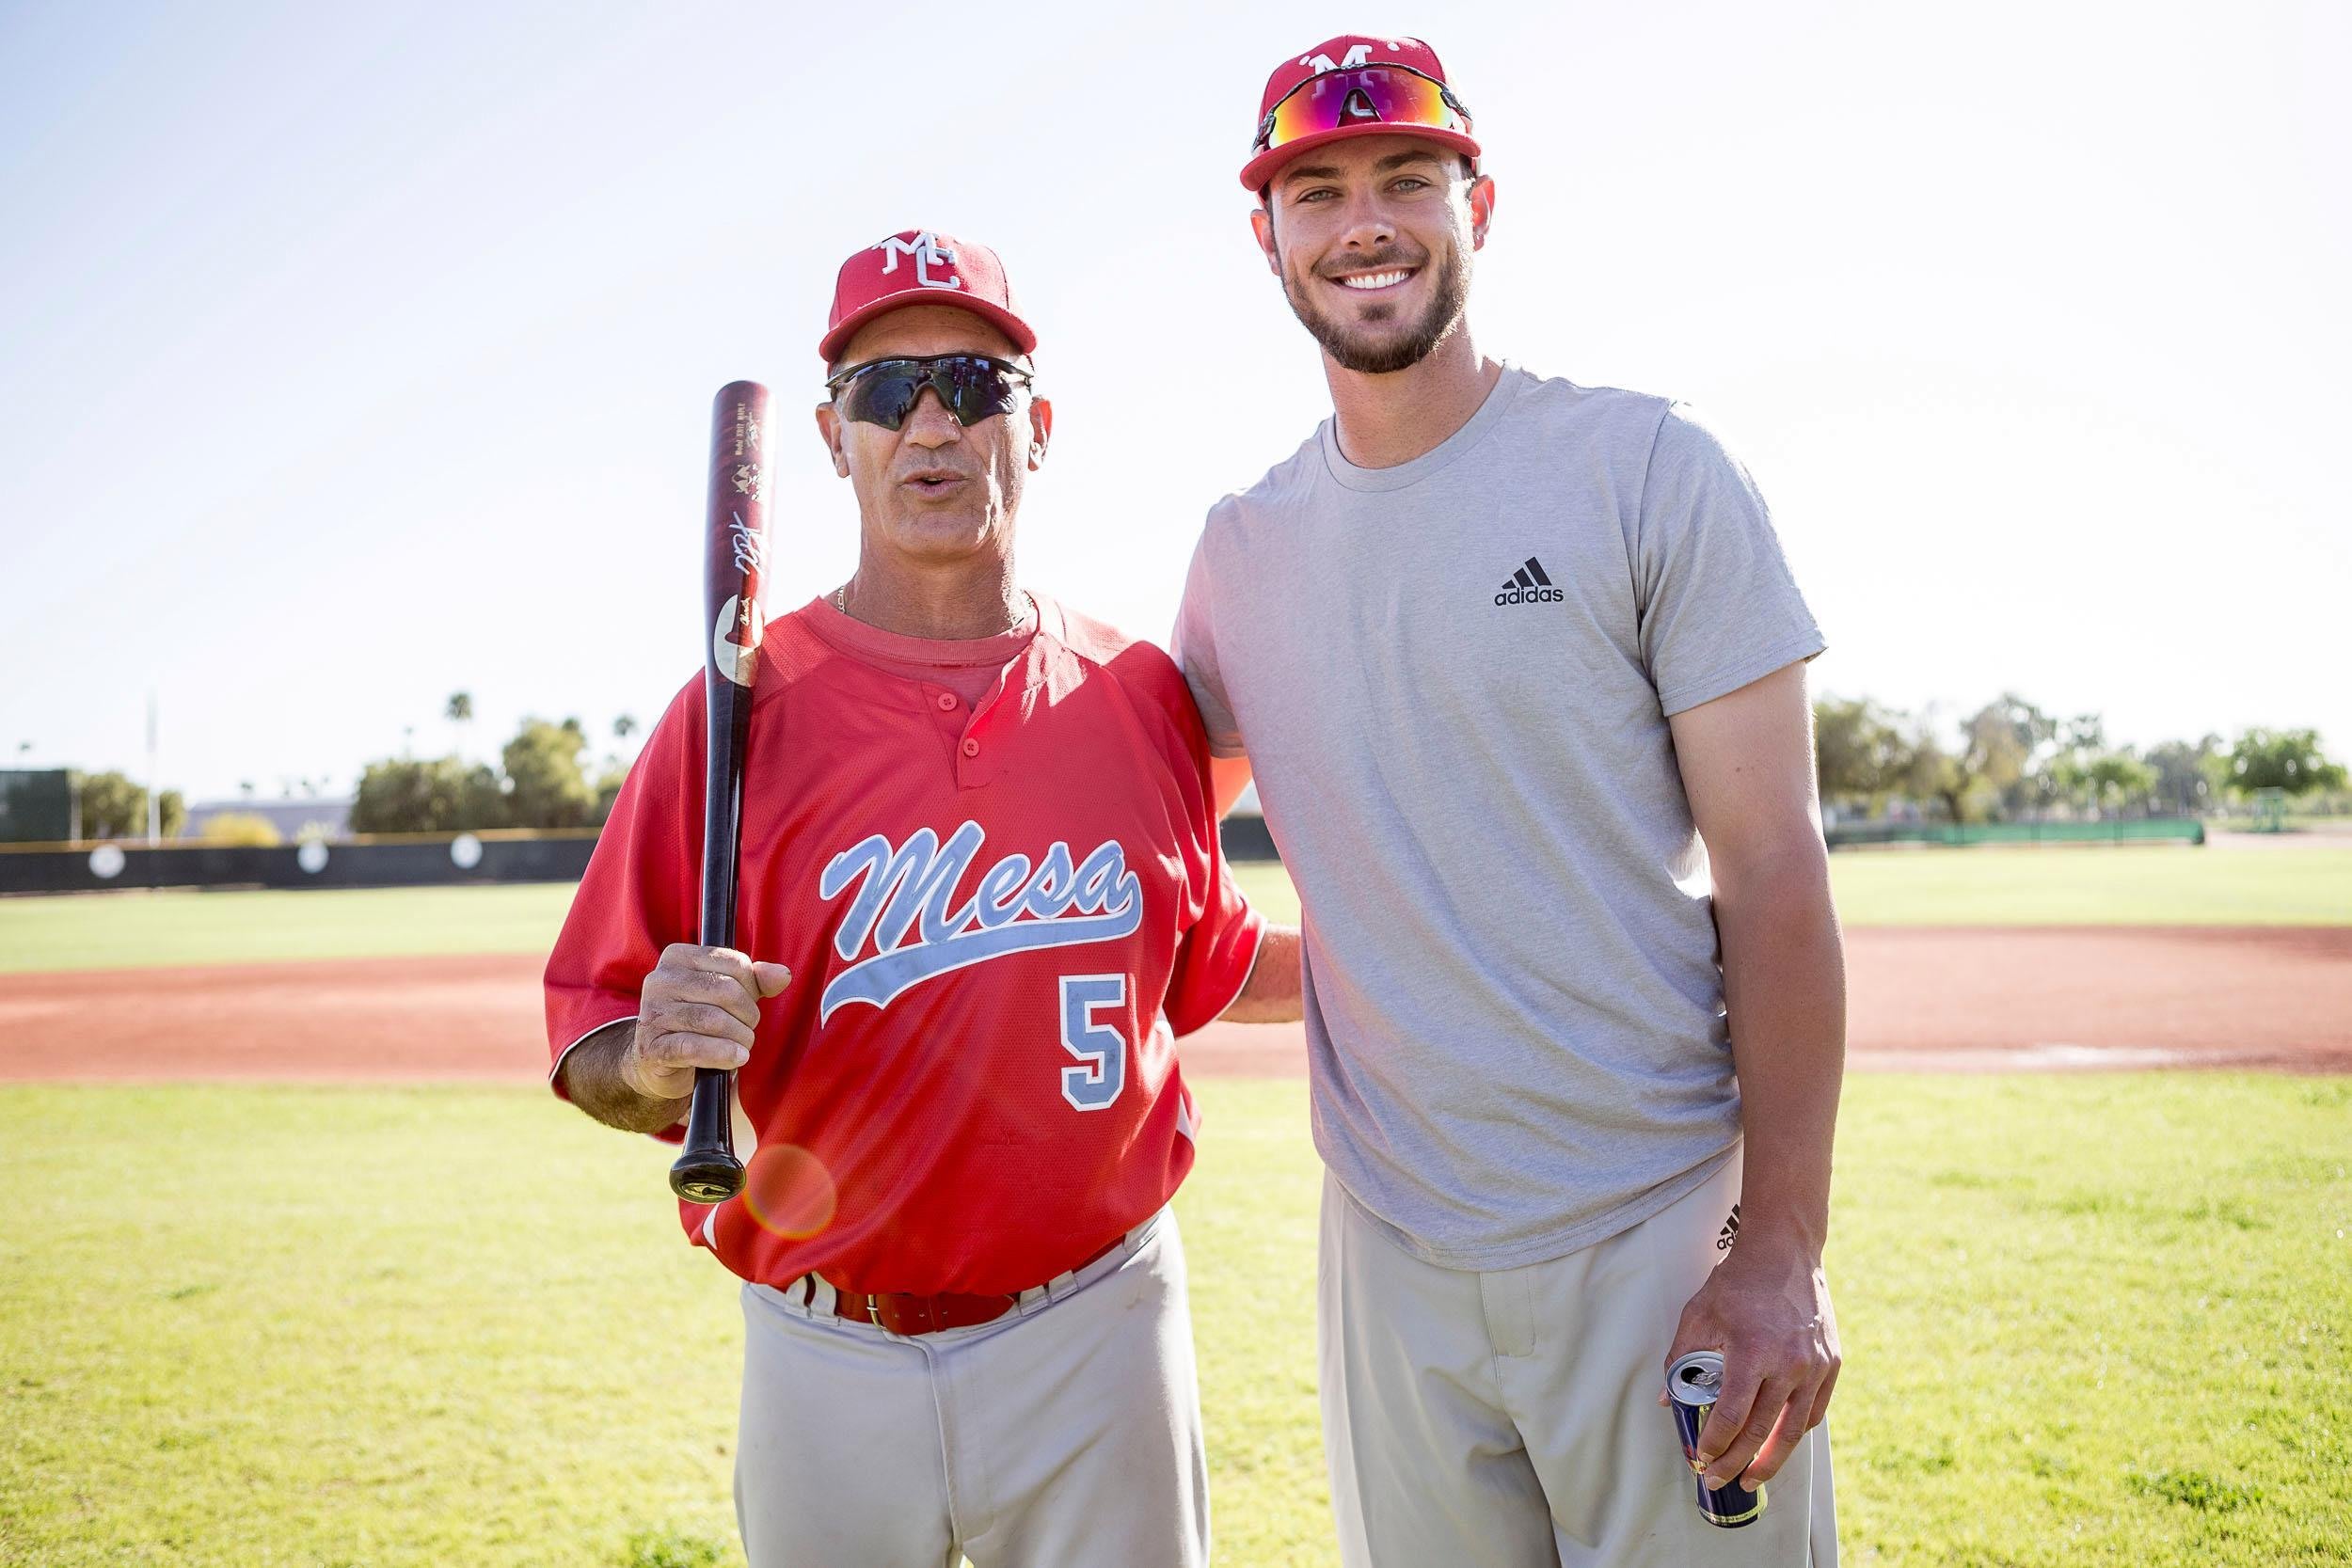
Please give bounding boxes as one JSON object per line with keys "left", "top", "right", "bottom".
{"left": 670, "top": 380, "right": 770, "bottom": 1204}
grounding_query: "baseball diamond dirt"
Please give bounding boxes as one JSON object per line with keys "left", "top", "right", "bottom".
{"left": 1, "top": 927, "right": 2345, "bottom": 1083}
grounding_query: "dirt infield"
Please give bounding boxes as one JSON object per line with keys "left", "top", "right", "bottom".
{"left": 0, "top": 927, "right": 2345, "bottom": 1084}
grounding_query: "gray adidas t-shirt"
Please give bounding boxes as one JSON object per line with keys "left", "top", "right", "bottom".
{"left": 1174, "top": 366, "right": 1824, "bottom": 1270}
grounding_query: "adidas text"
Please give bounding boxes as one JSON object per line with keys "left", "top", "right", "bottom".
{"left": 1494, "top": 585, "right": 1565, "bottom": 606}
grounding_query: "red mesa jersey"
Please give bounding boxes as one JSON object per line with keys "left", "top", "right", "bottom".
{"left": 545, "top": 596, "right": 1265, "bottom": 1296}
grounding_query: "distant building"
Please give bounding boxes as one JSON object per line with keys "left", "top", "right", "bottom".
{"left": 179, "top": 798, "right": 354, "bottom": 842}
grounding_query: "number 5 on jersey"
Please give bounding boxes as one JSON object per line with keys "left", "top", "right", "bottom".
{"left": 1059, "top": 974, "right": 1128, "bottom": 1111}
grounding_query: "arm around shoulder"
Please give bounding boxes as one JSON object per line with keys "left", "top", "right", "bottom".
{"left": 1221, "top": 923, "right": 1303, "bottom": 1023}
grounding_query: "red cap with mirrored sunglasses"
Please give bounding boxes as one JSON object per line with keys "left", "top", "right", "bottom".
{"left": 818, "top": 229, "right": 1038, "bottom": 364}
{"left": 1240, "top": 35, "right": 1479, "bottom": 192}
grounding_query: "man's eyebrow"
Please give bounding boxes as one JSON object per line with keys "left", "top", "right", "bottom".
{"left": 1281, "top": 149, "right": 1448, "bottom": 187}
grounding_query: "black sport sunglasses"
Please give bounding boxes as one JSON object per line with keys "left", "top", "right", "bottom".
{"left": 824, "top": 355, "right": 1034, "bottom": 432}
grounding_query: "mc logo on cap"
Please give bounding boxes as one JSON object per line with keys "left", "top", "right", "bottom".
{"left": 876, "top": 231, "right": 961, "bottom": 291}
{"left": 819, "top": 229, "right": 1038, "bottom": 363}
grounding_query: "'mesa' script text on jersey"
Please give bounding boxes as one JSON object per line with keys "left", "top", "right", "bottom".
{"left": 817, "top": 821, "right": 1143, "bottom": 1021}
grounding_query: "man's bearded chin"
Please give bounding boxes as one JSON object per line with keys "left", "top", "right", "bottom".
{"left": 1284, "top": 244, "right": 1470, "bottom": 376}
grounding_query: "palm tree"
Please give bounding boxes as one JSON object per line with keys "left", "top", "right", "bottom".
{"left": 447, "top": 691, "right": 474, "bottom": 759}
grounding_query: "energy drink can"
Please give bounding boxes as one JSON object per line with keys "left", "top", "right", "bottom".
{"left": 1666, "top": 1350, "right": 1766, "bottom": 1528}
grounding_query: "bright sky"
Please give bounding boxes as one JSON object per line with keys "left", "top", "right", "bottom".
{"left": 4, "top": 1, "right": 2345, "bottom": 801}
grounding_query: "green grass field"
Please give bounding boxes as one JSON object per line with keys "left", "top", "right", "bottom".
{"left": 2, "top": 1077, "right": 2345, "bottom": 1566}
{"left": 4, "top": 845, "right": 2346, "bottom": 975}
{"left": 3, "top": 849, "right": 2347, "bottom": 1560}
{"left": 1818, "top": 845, "right": 2352, "bottom": 927}
{"left": 0, "top": 884, "right": 573, "bottom": 974}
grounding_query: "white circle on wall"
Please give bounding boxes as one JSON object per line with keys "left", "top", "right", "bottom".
{"left": 450, "top": 832, "right": 484, "bottom": 870}
{"left": 89, "top": 844, "right": 126, "bottom": 879}
{"left": 297, "top": 840, "right": 329, "bottom": 875}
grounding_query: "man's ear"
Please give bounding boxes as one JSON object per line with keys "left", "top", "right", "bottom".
{"left": 814, "top": 403, "right": 850, "bottom": 479}
{"left": 1026, "top": 395, "right": 1054, "bottom": 471}
{"left": 1468, "top": 174, "right": 1498, "bottom": 252}
{"left": 1249, "top": 205, "right": 1281, "bottom": 277}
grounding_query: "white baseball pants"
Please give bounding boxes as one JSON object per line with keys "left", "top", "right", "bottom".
{"left": 1320, "top": 1150, "right": 1838, "bottom": 1566}
{"left": 734, "top": 1209, "right": 1208, "bottom": 1568}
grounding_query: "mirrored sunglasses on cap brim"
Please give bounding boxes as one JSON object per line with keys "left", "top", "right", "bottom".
{"left": 824, "top": 355, "right": 1033, "bottom": 431}
{"left": 1254, "top": 65, "right": 1473, "bottom": 155}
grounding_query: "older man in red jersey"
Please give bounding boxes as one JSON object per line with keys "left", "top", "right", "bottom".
{"left": 548, "top": 229, "right": 1300, "bottom": 1568}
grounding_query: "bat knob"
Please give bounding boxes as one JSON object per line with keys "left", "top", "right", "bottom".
{"left": 670, "top": 1147, "right": 746, "bottom": 1204}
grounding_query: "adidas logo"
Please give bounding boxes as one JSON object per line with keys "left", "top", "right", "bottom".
{"left": 1716, "top": 1203, "right": 1741, "bottom": 1253}
{"left": 1494, "top": 556, "right": 1564, "bottom": 606}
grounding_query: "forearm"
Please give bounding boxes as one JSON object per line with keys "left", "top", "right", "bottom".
{"left": 1713, "top": 852, "right": 1846, "bottom": 1258}
{"left": 1222, "top": 924, "right": 1303, "bottom": 1022}
{"left": 557, "top": 1020, "right": 691, "bottom": 1135}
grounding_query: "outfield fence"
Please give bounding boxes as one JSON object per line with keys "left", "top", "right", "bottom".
{"left": 0, "top": 817, "right": 1292, "bottom": 895}
{"left": 1824, "top": 817, "right": 2204, "bottom": 848}
{"left": 0, "top": 814, "right": 2212, "bottom": 895}
{"left": 0, "top": 831, "right": 601, "bottom": 895}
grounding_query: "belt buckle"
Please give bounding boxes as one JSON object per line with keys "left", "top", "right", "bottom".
{"left": 866, "top": 1297, "right": 883, "bottom": 1328}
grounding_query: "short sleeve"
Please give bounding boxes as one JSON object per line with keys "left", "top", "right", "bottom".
{"left": 1634, "top": 404, "right": 1826, "bottom": 717}
{"left": 542, "top": 676, "right": 702, "bottom": 1099}
{"left": 1170, "top": 528, "right": 1246, "bottom": 757}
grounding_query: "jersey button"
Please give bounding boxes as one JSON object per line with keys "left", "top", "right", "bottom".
{"left": 936, "top": 693, "right": 958, "bottom": 712}
{"left": 961, "top": 737, "right": 980, "bottom": 758}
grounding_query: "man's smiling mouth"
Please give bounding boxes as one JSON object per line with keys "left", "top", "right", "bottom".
{"left": 1334, "top": 268, "right": 1417, "bottom": 292}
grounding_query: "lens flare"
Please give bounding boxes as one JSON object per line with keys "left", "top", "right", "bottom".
{"left": 741, "top": 1143, "right": 838, "bottom": 1239}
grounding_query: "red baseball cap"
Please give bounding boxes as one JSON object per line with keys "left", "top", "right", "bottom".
{"left": 1240, "top": 35, "right": 1479, "bottom": 192}
{"left": 818, "top": 229, "right": 1037, "bottom": 364}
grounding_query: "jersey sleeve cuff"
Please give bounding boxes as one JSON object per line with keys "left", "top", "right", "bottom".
{"left": 1173, "top": 902, "right": 1268, "bottom": 1037}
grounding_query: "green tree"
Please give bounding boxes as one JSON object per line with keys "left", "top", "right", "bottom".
{"left": 2052, "top": 751, "right": 2157, "bottom": 816}
{"left": 503, "top": 718, "right": 596, "bottom": 829}
{"left": 73, "top": 771, "right": 184, "bottom": 840}
{"left": 2032, "top": 713, "right": 2110, "bottom": 813}
{"left": 1956, "top": 695, "right": 2046, "bottom": 817}
{"left": 2142, "top": 736, "right": 2226, "bottom": 816}
{"left": 2226, "top": 728, "right": 2347, "bottom": 798}
{"left": 594, "top": 762, "right": 631, "bottom": 825}
{"left": 349, "top": 756, "right": 506, "bottom": 833}
{"left": 1812, "top": 695, "right": 1911, "bottom": 810}
{"left": 1948, "top": 694, "right": 2113, "bottom": 817}
{"left": 1903, "top": 724, "right": 1978, "bottom": 823}
{"left": 446, "top": 690, "right": 474, "bottom": 757}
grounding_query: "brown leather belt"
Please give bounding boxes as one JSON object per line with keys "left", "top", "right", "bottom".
{"left": 809, "top": 1231, "right": 1128, "bottom": 1337}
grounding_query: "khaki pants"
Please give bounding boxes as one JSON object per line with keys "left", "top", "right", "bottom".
{"left": 1320, "top": 1151, "right": 1837, "bottom": 1566}
{"left": 735, "top": 1210, "right": 1208, "bottom": 1568}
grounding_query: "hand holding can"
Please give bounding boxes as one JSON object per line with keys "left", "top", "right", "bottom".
{"left": 1667, "top": 1351, "right": 1767, "bottom": 1528}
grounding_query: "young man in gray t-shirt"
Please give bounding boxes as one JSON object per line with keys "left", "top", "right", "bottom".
{"left": 1174, "top": 35, "right": 1845, "bottom": 1565}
